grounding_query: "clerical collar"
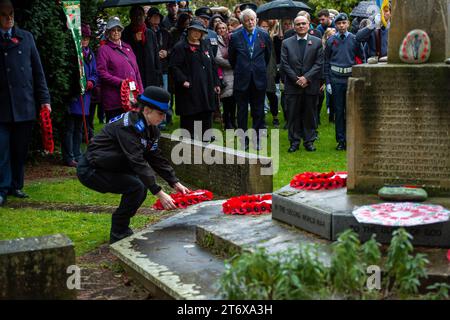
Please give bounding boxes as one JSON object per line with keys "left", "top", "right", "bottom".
{"left": 296, "top": 34, "right": 308, "bottom": 41}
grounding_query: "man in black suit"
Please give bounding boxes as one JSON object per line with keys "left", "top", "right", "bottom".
{"left": 280, "top": 15, "right": 323, "bottom": 153}
{"left": 228, "top": 8, "right": 272, "bottom": 150}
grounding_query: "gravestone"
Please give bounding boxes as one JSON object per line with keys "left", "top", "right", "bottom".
{"left": 0, "top": 234, "right": 76, "bottom": 300}
{"left": 159, "top": 133, "right": 273, "bottom": 196}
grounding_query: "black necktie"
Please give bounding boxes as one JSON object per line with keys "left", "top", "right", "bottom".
{"left": 298, "top": 39, "right": 306, "bottom": 59}
{"left": 3, "top": 32, "right": 10, "bottom": 43}
{"left": 340, "top": 34, "right": 345, "bottom": 40}
{"left": 248, "top": 33, "right": 254, "bottom": 57}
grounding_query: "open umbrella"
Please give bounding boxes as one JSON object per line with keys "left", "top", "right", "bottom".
{"left": 101, "top": 0, "right": 177, "bottom": 8}
{"left": 350, "top": 1, "right": 379, "bottom": 18}
{"left": 256, "top": 0, "right": 312, "bottom": 20}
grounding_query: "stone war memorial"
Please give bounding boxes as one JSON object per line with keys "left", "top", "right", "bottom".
{"left": 272, "top": 0, "right": 450, "bottom": 246}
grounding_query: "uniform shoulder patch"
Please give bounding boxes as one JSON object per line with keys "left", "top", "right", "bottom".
{"left": 109, "top": 113, "right": 125, "bottom": 123}
{"left": 134, "top": 119, "right": 145, "bottom": 133}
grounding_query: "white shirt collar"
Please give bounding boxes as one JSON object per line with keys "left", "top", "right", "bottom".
{"left": 296, "top": 34, "right": 308, "bottom": 41}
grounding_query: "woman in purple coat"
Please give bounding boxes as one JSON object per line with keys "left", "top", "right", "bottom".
{"left": 96, "top": 17, "right": 144, "bottom": 121}
{"left": 62, "top": 23, "right": 98, "bottom": 167}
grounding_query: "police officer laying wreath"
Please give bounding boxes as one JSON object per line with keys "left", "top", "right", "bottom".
{"left": 77, "top": 86, "right": 189, "bottom": 244}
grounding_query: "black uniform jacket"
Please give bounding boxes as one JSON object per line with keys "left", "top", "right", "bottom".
{"left": 85, "top": 111, "right": 178, "bottom": 195}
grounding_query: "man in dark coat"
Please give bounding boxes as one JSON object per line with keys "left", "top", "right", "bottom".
{"left": 228, "top": 8, "right": 272, "bottom": 150}
{"left": 161, "top": 2, "right": 178, "bottom": 31}
{"left": 0, "top": 0, "right": 51, "bottom": 206}
{"left": 147, "top": 7, "right": 173, "bottom": 126}
{"left": 122, "top": 5, "right": 162, "bottom": 88}
{"left": 77, "top": 86, "right": 189, "bottom": 244}
{"left": 281, "top": 15, "right": 323, "bottom": 153}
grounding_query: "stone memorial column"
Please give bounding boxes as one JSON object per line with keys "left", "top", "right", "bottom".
{"left": 347, "top": 0, "right": 450, "bottom": 196}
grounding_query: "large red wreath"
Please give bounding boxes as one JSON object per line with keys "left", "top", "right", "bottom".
{"left": 39, "top": 108, "right": 54, "bottom": 154}
{"left": 152, "top": 189, "right": 213, "bottom": 210}
{"left": 222, "top": 194, "right": 272, "bottom": 215}
{"left": 120, "top": 78, "right": 140, "bottom": 112}
{"left": 290, "top": 171, "right": 347, "bottom": 190}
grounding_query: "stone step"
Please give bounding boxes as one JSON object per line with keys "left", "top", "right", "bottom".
{"left": 111, "top": 200, "right": 449, "bottom": 300}
{"left": 110, "top": 201, "right": 227, "bottom": 299}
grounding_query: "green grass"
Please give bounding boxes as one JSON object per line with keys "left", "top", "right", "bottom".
{"left": 0, "top": 208, "right": 154, "bottom": 256}
{"left": 16, "top": 178, "right": 157, "bottom": 207}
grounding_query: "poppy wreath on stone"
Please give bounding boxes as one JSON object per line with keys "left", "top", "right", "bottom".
{"left": 222, "top": 194, "right": 272, "bottom": 215}
{"left": 120, "top": 78, "right": 140, "bottom": 112}
{"left": 39, "top": 108, "right": 54, "bottom": 154}
{"left": 290, "top": 171, "right": 347, "bottom": 190}
{"left": 152, "top": 189, "right": 213, "bottom": 210}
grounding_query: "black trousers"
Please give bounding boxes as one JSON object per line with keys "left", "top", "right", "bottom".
{"left": 234, "top": 81, "right": 266, "bottom": 136}
{"left": 77, "top": 156, "right": 147, "bottom": 234}
{"left": 285, "top": 93, "right": 318, "bottom": 147}
{"left": 180, "top": 111, "right": 213, "bottom": 141}
{"left": 221, "top": 96, "right": 236, "bottom": 129}
{"left": 0, "top": 121, "right": 34, "bottom": 196}
{"left": 266, "top": 91, "right": 279, "bottom": 117}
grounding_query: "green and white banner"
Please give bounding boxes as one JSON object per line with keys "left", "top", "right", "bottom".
{"left": 62, "top": 1, "right": 86, "bottom": 95}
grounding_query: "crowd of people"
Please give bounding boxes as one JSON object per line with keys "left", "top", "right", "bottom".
{"left": 0, "top": 0, "right": 393, "bottom": 209}
{"left": 70, "top": 1, "right": 392, "bottom": 158}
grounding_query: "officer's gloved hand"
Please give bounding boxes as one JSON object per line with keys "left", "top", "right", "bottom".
{"left": 157, "top": 190, "right": 177, "bottom": 210}
{"left": 326, "top": 84, "right": 333, "bottom": 95}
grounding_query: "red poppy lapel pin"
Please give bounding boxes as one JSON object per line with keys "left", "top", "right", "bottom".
{"left": 11, "top": 37, "right": 19, "bottom": 44}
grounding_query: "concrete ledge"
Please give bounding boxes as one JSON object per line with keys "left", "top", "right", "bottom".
{"left": 272, "top": 185, "right": 450, "bottom": 247}
{"left": 0, "top": 234, "right": 76, "bottom": 300}
{"left": 159, "top": 133, "right": 273, "bottom": 196}
{"left": 112, "top": 200, "right": 449, "bottom": 299}
{"left": 110, "top": 201, "right": 227, "bottom": 300}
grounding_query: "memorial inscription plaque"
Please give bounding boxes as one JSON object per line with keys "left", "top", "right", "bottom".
{"left": 347, "top": 64, "right": 450, "bottom": 196}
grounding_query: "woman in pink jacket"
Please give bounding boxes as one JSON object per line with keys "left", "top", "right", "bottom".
{"left": 96, "top": 17, "right": 144, "bottom": 121}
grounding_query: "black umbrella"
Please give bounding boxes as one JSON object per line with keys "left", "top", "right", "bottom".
{"left": 256, "top": 0, "right": 312, "bottom": 20}
{"left": 350, "top": 1, "right": 379, "bottom": 18}
{"left": 101, "top": 0, "right": 177, "bottom": 8}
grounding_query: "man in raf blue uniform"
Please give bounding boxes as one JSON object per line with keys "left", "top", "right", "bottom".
{"left": 324, "top": 13, "right": 363, "bottom": 151}
{"left": 77, "top": 86, "right": 189, "bottom": 244}
{"left": 356, "top": 3, "right": 391, "bottom": 60}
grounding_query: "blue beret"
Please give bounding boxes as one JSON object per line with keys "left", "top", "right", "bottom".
{"left": 334, "top": 13, "right": 348, "bottom": 23}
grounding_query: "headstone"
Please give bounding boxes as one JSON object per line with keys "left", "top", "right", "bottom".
{"left": 399, "top": 29, "right": 431, "bottom": 63}
{"left": 0, "top": 234, "right": 76, "bottom": 300}
{"left": 158, "top": 133, "right": 273, "bottom": 196}
{"left": 388, "top": 0, "right": 450, "bottom": 63}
